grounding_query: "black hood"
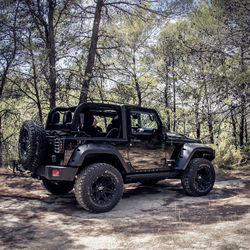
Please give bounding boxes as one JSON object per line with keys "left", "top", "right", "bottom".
{"left": 166, "top": 132, "right": 201, "bottom": 143}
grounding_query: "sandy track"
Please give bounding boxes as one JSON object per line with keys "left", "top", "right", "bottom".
{"left": 0, "top": 169, "right": 250, "bottom": 249}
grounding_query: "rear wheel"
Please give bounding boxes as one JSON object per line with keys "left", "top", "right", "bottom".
{"left": 42, "top": 179, "right": 74, "bottom": 195}
{"left": 74, "top": 163, "right": 123, "bottom": 213}
{"left": 181, "top": 158, "right": 215, "bottom": 196}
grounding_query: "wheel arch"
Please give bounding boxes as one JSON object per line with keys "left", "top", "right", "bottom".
{"left": 174, "top": 143, "right": 215, "bottom": 170}
{"left": 67, "top": 144, "right": 130, "bottom": 176}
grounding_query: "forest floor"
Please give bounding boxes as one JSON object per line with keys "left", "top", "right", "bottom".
{"left": 0, "top": 168, "right": 250, "bottom": 250}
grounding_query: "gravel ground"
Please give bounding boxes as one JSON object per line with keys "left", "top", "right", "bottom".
{"left": 0, "top": 168, "right": 250, "bottom": 250}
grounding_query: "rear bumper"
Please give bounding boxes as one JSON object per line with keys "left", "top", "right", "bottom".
{"left": 36, "top": 165, "right": 78, "bottom": 181}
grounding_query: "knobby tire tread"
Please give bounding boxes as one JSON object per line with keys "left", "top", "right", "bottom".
{"left": 74, "top": 163, "right": 123, "bottom": 213}
{"left": 181, "top": 158, "right": 215, "bottom": 196}
{"left": 19, "top": 120, "right": 46, "bottom": 173}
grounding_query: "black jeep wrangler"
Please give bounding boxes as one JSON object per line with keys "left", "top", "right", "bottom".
{"left": 18, "top": 103, "right": 215, "bottom": 213}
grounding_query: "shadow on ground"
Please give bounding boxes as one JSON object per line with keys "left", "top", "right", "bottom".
{"left": 0, "top": 169, "right": 250, "bottom": 242}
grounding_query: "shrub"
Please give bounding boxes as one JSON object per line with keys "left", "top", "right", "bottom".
{"left": 212, "top": 139, "right": 243, "bottom": 169}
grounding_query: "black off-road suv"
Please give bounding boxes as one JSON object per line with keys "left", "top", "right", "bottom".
{"left": 18, "top": 103, "right": 215, "bottom": 213}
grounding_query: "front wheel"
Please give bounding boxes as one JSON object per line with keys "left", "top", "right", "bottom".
{"left": 42, "top": 179, "right": 74, "bottom": 195}
{"left": 181, "top": 158, "right": 215, "bottom": 196}
{"left": 74, "top": 163, "right": 123, "bottom": 213}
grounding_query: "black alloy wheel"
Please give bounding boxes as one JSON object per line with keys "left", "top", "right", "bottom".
{"left": 91, "top": 176, "right": 116, "bottom": 205}
{"left": 194, "top": 165, "right": 214, "bottom": 193}
{"left": 181, "top": 158, "right": 215, "bottom": 196}
{"left": 74, "top": 163, "right": 124, "bottom": 213}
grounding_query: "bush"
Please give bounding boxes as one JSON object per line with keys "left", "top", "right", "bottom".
{"left": 242, "top": 142, "right": 250, "bottom": 165}
{"left": 212, "top": 139, "right": 243, "bottom": 169}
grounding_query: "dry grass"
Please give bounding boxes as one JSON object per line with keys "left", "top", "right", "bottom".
{"left": 234, "top": 228, "right": 250, "bottom": 235}
{"left": 220, "top": 243, "right": 240, "bottom": 250}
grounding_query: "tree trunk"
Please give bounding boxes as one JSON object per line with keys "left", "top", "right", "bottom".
{"left": 195, "top": 102, "right": 200, "bottom": 139}
{"left": 239, "top": 46, "right": 246, "bottom": 146}
{"left": 0, "top": 116, "right": 2, "bottom": 167}
{"left": 183, "top": 108, "right": 186, "bottom": 135}
{"left": 196, "top": 121, "right": 200, "bottom": 139}
{"left": 230, "top": 109, "right": 237, "bottom": 147}
{"left": 0, "top": 2, "right": 18, "bottom": 166}
{"left": 79, "top": 0, "right": 104, "bottom": 104}
{"left": 172, "top": 58, "right": 176, "bottom": 132}
{"left": 135, "top": 78, "right": 142, "bottom": 106}
{"left": 25, "top": 0, "right": 57, "bottom": 109}
{"left": 204, "top": 82, "right": 214, "bottom": 144}
{"left": 164, "top": 57, "right": 171, "bottom": 131}
{"left": 48, "top": 0, "right": 56, "bottom": 109}
{"left": 132, "top": 52, "right": 142, "bottom": 106}
{"left": 224, "top": 65, "right": 237, "bottom": 147}
{"left": 245, "top": 115, "right": 248, "bottom": 144}
{"left": 208, "top": 113, "right": 214, "bottom": 144}
{"left": 239, "top": 92, "right": 246, "bottom": 146}
{"left": 30, "top": 43, "right": 43, "bottom": 123}
{"left": 164, "top": 85, "right": 170, "bottom": 131}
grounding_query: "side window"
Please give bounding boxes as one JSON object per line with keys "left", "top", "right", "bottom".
{"left": 141, "top": 113, "right": 158, "bottom": 130}
{"left": 78, "top": 109, "right": 121, "bottom": 138}
{"left": 93, "top": 116, "right": 112, "bottom": 133}
{"left": 130, "top": 111, "right": 158, "bottom": 134}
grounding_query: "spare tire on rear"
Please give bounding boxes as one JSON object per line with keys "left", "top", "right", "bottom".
{"left": 18, "top": 120, "right": 46, "bottom": 173}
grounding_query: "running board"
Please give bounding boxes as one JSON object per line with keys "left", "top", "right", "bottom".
{"left": 124, "top": 171, "right": 181, "bottom": 184}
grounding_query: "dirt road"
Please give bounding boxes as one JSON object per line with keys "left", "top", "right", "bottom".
{"left": 0, "top": 168, "right": 250, "bottom": 249}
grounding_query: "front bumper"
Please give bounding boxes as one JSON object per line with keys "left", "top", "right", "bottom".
{"left": 36, "top": 165, "right": 78, "bottom": 181}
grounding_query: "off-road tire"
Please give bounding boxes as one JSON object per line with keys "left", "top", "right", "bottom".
{"left": 74, "top": 163, "right": 123, "bottom": 213}
{"left": 42, "top": 179, "right": 74, "bottom": 195}
{"left": 181, "top": 158, "right": 215, "bottom": 196}
{"left": 18, "top": 120, "right": 46, "bottom": 172}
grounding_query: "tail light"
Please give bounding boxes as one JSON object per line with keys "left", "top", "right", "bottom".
{"left": 52, "top": 168, "right": 60, "bottom": 176}
{"left": 54, "top": 138, "right": 64, "bottom": 153}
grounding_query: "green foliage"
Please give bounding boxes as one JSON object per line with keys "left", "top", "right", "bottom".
{"left": 0, "top": 0, "right": 249, "bottom": 168}
{"left": 241, "top": 142, "right": 250, "bottom": 166}
{"left": 212, "top": 135, "right": 243, "bottom": 169}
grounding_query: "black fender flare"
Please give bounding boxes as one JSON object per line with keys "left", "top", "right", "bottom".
{"left": 174, "top": 143, "right": 215, "bottom": 170}
{"left": 67, "top": 143, "right": 130, "bottom": 173}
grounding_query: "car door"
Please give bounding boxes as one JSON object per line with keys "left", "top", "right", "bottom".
{"left": 128, "top": 109, "right": 166, "bottom": 170}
